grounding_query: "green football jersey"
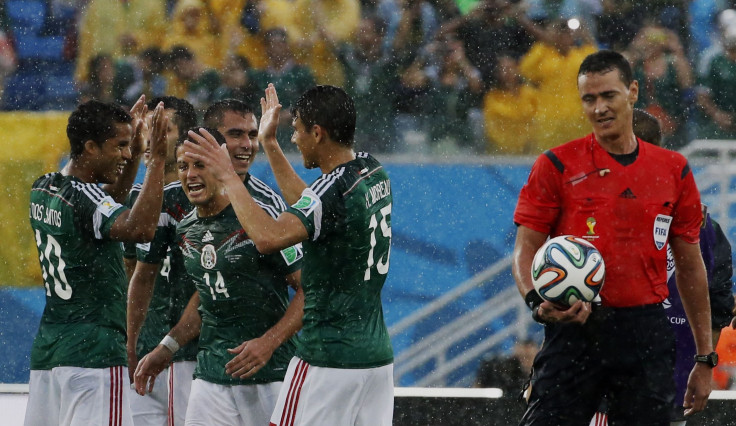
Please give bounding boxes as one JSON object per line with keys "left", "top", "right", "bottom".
{"left": 134, "top": 181, "right": 198, "bottom": 361}
{"left": 29, "top": 173, "right": 129, "bottom": 369}
{"left": 287, "top": 152, "right": 394, "bottom": 368}
{"left": 175, "top": 175, "right": 303, "bottom": 385}
{"left": 122, "top": 184, "right": 141, "bottom": 260}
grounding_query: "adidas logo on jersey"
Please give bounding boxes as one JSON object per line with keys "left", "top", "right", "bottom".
{"left": 619, "top": 188, "right": 636, "bottom": 199}
{"left": 202, "top": 230, "right": 214, "bottom": 242}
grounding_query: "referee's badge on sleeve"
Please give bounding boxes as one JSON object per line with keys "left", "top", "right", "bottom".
{"left": 653, "top": 214, "right": 672, "bottom": 250}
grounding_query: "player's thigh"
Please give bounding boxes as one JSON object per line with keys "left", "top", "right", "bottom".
{"left": 58, "top": 365, "right": 133, "bottom": 426}
{"left": 184, "top": 379, "right": 239, "bottom": 426}
{"left": 270, "top": 357, "right": 392, "bottom": 426}
{"left": 169, "top": 361, "right": 195, "bottom": 426}
{"left": 354, "top": 363, "right": 393, "bottom": 426}
{"left": 25, "top": 370, "right": 59, "bottom": 426}
{"left": 232, "top": 382, "right": 281, "bottom": 425}
{"left": 129, "top": 367, "right": 168, "bottom": 426}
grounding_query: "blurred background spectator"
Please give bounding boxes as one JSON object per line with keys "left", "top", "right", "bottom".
{"left": 626, "top": 23, "right": 694, "bottom": 150}
{"left": 3, "top": 0, "right": 736, "bottom": 155}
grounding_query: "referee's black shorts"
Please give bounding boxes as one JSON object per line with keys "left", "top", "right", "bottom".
{"left": 520, "top": 303, "right": 675, "bottom": 426}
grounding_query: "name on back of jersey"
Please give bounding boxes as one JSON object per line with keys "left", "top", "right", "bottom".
{"left": 365, "top": 179, "right": 391, "bottom": 208}
{"left": 30, "top": 202, "right": 62, "bottom": 227}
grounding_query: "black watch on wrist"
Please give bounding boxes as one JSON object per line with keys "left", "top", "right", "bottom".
{"left": 693, "top": 351, "right": 718, "bottom": 368}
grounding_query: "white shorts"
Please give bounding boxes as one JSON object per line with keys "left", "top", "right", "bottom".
{"left": 168, "top": 361, "right": 195, "bottom": 426}
{"left": 269, "top": 357, "right": 394, "bottom": 426}
{"left": 25, "top": 366, "right": 133, "bottom": 426}
{"left": 184, "top": 378, "right": 281, "bottom": 426}
{"left": 129, "top": 367, "right": 168, "bottom": 426}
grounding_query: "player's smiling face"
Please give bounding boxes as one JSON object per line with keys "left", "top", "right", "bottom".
{"left": 578, "top": 69, "right": 638, "bottom": 142}
{"left": 95, "top": 122, "right": 133, "bottom": 184}
{"left": 177, "top": 144, "right": 222, "bottom": 209}
{"left": 220, "top": 110, "right": 259, "bottom": 177}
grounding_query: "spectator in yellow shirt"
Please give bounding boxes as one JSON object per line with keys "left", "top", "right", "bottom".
{"left": 163, "top": 0, "right": 224, "bottom": 70}
{"left": 483, "top": 55, "right": 538, "bottom": 155}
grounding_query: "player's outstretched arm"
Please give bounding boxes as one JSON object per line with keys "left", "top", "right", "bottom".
{"left": 126, "top": 261, "right": 160, "bottom": 382}
{"left": 103, "top": 95, "right": 147, "bottom": 203}
{"left": 183, "top": 128, "right": 309, "bottom": 253}
{"left": 109, "top": 102, "right": 169, "bottom": 242}
{"left": 512, "top": 226, "right": 591, "bottom": 324}
{"left": 225, "top": 270, "right": 304, "bottom": 379}
{"left": 134, "top": 291, "right": 201, "bottom": 395}
{"left": 258, "top": 83, "right": 307, "bottom": 205}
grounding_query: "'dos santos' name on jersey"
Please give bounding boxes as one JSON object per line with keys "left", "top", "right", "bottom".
{"left": 30, "top": 202, "right": 62, "bottom": 227}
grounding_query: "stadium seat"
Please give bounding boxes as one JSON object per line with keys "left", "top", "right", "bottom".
{"left": 41, "top": 74, "right": 78, "bottom": 111}
{"left": 1, "top": 72, "right": 45, "bottom": 110}
{"left": 12, "top": 33, "right": 64, "bottom": 61}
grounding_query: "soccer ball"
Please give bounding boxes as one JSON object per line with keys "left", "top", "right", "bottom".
{"left": 531, "top": 235, "right": 605, "bottom": 306}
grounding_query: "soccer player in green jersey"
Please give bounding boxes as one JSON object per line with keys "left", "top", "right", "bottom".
{"left": 25, "top": 98, "right": 168, "bottom": 426}
{"left": 183, "top": 84, "right": 394, "bottom": 425}
{"left": 134, "top": 122, "right": 305, "bottom": 425}
{"left": 125, "top": 96, "right": 198, "bottom": 426}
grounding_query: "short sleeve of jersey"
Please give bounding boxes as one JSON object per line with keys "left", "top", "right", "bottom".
{"left": 669, "top": 163, "right": 702, "bottom": 244}
{"left": 264, "top": 244, "right": 303, "bottom": 277}
{"left": 286, "top": 185, "right": 345, "bottom": 242}
{"left": 136, "top": 217, "right": 172, "bottom": 264}
{"left": 514, "top": 152, "right": 563, "bottom": 233}
{"left": 72, "top": 182, "right": 127, "bottom": 241}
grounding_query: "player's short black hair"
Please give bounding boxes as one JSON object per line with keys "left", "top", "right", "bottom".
{"left": 578, "top": 50, "right": 633, "bottom": 86}
{"left": 147, "top": 96, "right": 197, "bottom": 141}
{"left": 203, "top": 99, "right": 255, "bottom": 129}
{"left": 67, "top": 100, "right": 132, "bottom": 160}
{"left": 174, "top": 127, "right": 226, "bottom": 157}
{"left": 292, "top": 85, "right": 356, "bottom": 147}
{"left": 633, "top": 108, "right": 663, "bottom": 146}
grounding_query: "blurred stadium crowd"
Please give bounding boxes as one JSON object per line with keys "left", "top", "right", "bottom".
{"left": 1, "top": 0, "right": 736, "bottom": 155}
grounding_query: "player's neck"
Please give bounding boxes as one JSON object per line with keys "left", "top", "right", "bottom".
{"left": 318, "top": 146, "right": 356, "bottom": 174}
{"left": 197, "top": 195, "right": 230, "bottom": 218}
{"left": 61, "top": 158, "right": 98, "bottom": 183}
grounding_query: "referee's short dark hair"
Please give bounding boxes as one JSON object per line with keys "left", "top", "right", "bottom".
{"left": 292, "top": 85, "right": 356, "bottom": 147}
{"left": 578, "top": 50, "right": 633, "bottom": 86}
{"left": 67, "top": 101, "right": 131, "bottom": 160}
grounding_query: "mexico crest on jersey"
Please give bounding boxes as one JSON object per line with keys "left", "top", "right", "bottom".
{"left": 201, "top": 244, "right": 217, "bottom": 269}
{"left": 653, "top": 214, "right": 672, "bottom": 250}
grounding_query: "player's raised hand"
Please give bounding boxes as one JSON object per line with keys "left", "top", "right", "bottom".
{"left": 258, "top": 83, "right": 282, "bottom": 145}
{"left": 134, "top": 346, "right": 173, "bottom": 395}
{"left": 683, "top": 363, "right": 712, "bottom": 416}
{"left": 147, "top": 102, "right": 168, "bottom": 161}
{"left": 128, "top": 95, "right": 148, "bottom": 158}
{"left": 183, "top": 128, "right": 238, "bottom": 183}
{"left": 536, "top": 300, "right": 591, "bottom": 324}
{"left": 225, "top": 335, "right": 279, "bottom": 379}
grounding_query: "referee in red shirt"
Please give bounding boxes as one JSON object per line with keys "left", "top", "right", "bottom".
{"left": 512, "top": 50, "right": 714, "bottom": 425}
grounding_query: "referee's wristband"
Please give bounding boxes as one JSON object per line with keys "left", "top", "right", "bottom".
{"left": 159, "top": 335, "right": 180, "bottom": 354}
{"left": 525, "top": 291, "right": 546, "bottom": 324}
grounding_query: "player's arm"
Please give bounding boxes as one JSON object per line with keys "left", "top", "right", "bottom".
{"left": 102, "top": 95, "right": 147, "bottom": 203}
{"left": 109, "top": 102, "right": 168, "bottom": 243}
{"left": 671, "top": 236, "right": 713, "bottom": 415}
{"left": 257, "top": 83, "right": 308, "bottom": 205}
{"left": 512, "top": 225, "right": 591, "bottom": 324}
{"left": 126, "top": 261, "right": 160, "bottom": 382}
{"left": 183, "top": 129, "right": 309, "bottom": 254}
{"left": 225, "top": 270, "right": 304, "bottom": 378}
{"left": 134, "top": 291, "right": 201, "bottom": 395}
{"left": 124, "top": 257, "right": 137, "bottom": 282}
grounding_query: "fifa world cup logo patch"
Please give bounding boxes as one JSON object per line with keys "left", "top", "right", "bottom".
{"left": 586, "top": 217, "right": 596, "bottom": 235}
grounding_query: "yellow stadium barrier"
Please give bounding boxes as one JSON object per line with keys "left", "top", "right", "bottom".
{"left": 1, "top": 112, "right": 70, "bottom": 287}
